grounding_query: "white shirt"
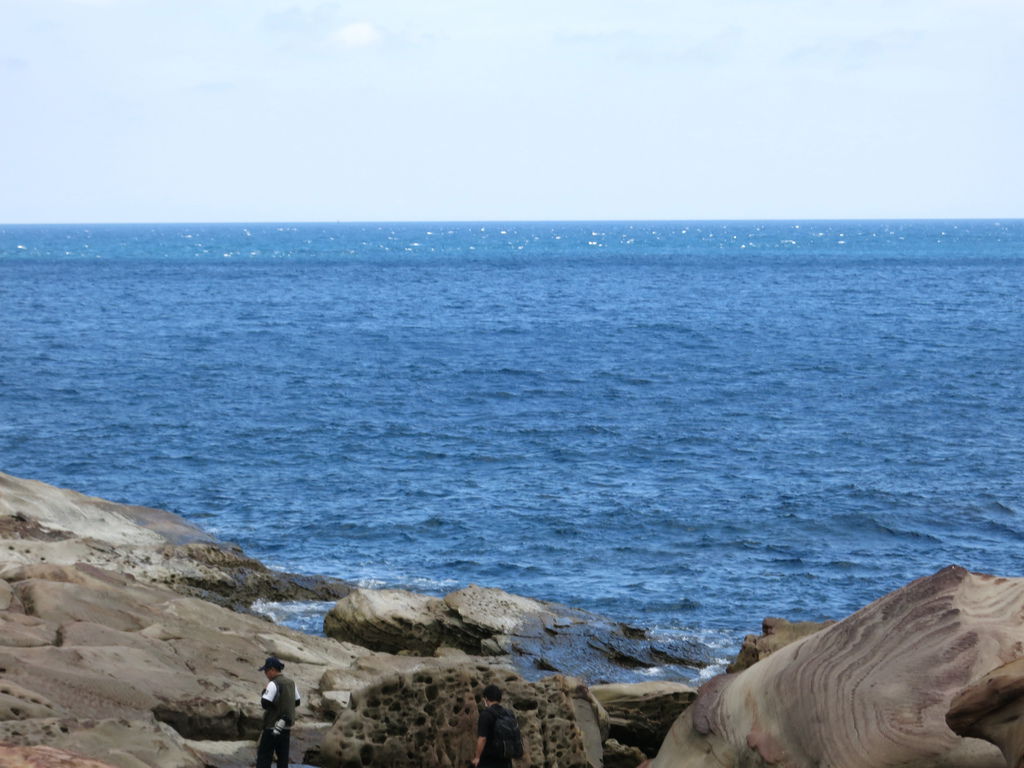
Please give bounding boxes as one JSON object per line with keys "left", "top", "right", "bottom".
{"left": 262, "top": 680, "right": 302, "bottom": 706}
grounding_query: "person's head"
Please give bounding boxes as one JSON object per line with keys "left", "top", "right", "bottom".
{"left": 259, "top": 656, "right": 284, "bottom": 679}
{"left": 482, "top": 684, "right": 502, "bottom": 704}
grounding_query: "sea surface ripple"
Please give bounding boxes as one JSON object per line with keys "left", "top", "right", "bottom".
{"left": 2, "top": 220, "right": 1022, "bottom": 676}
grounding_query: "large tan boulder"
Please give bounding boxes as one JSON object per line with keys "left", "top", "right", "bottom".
{"left": 324, "top": 588, "right": 448, "bottom": 654}
{"left": 323, "top": 585, "right": 569, "bottom": 656}
{"left": 320, "top": 664, "right": 608, "bottom": 768}
{"left": 651, "top": 566, "right": 1022, "bottom": 768}
{"left": 591, "top": 681, "right": 696, "bottom": 756}
{"left": 726, "top": 616, "right": 835, "bottom": 673}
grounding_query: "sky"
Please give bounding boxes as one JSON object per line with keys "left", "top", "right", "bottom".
{"left": 1, "top": 0, "right": 1022, "bottom": 223}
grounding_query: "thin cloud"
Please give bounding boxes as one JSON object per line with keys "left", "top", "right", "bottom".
{"left": 332, "top": 22, "right": 382, "bottom": 48}
{"left": 782, "top": 30, "right": 921, "bottom": 72}
{"left": 2, "top": 57, "right": 30, "bottom": 72}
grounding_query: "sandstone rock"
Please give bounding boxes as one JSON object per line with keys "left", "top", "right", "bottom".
{"left": 0, "top": 473, "right": 194, "bottom": 548}
{"left": 9, "top": 472, "right": 1024, "bottom": 768}
{"left": 325, "top": 585, "right": 714, "bottom": 682}
{"left": 0, "top": 612, "right": 56, "bottom": 648}
{"left": 2, "top": 472, "right": 627, "bottom": 768}
{"left": 0, "top": 717, "right": 205, "bottom": 768}
{"left": 322, "top": 584, "right": 574, "bottom": 657}
{"left": 603, "top": 738, "right": 649, "bottom": 768}
{"left": 651, "top": 566, "right": 1019, "bottom": 768}
{"left": 170, "top": 541, "right": 353, "bottom": 610}
{"left": 0, "top": 743, "right": 121, "bottom": 768}
{"left": 0, "top": 680, "right": 60, "bottom": 720}
{"left": 324, "top": 588, "right": 446, "bottom": 655}
{"left": 574, "top": 685, "right": 610, "bottom": 767}
{"left": 185, "top": 722, "right": 329, "bottom": 768}
{"left": 591, "top": 681, "right": 696, "bottom": 756}
{"left": 179, "top": 738, "right": 256, "bottom": 768}
{"left": 320, "top": 663, "right": 607, "bottom": 768}
{"left": 4, "top": 471, "right": 709, "bottom": 768}
{"left": 947, "top": 657, "right": 1024, "bottom": 768}
{"left": 0, "top": 558, "right": 374, "bottom": 766}
{"left": 0, "top": 470, "right": 351, "bottom": 610}
{"left": 726, "top": 616, "right": 835, "bottom": 673}
{"left": 443, "top": 583, "right": 558, "bottom": 636}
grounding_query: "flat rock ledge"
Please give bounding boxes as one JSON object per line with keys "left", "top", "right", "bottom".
{"left": 0, "top": 471, "right": 352, "bottom": 611}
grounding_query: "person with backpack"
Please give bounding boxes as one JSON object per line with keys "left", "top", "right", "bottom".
{"left": 471, "top": 683, "right": 523, "bottom": 767}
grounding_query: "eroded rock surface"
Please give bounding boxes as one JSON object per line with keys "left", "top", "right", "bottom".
{"left": 603, "top": 739, "right": 649, "bottom": 768}
{"left": 0, "top": 471, "right": 351, "bottom": 610}
{"left": 12, "top": 471, "right": 1023, "bottom": 768}
{"left": 321, "top": 664, "right": 608, "bottom": 768}
{"left": 651, "top": 566, "right": 1024, "bottom": 768}
{"left": 325, "top": 584, "right": 713, "bottom": 683}
{"left": 0, "top": 472, "right": 390, "bottom": 767}
{"left": 0, "top": 558, "right": 379, "bottom": 766}
{"left": 947, "top": 657, "right": 1024, "bottom": 768}
{"left": 590, "top": 681, "right": 696, "bottom": 757}
{"left": 0, "top": 718, "right": 205, "bottom": 768}
{"left": 0, "top": 471, "right": 658, "bottom": 767}
{"left": 0, "top": 744, "right": 122, "bottom": 768}
{"left": 726, "top": 616, "right": 835, "bottom": 673}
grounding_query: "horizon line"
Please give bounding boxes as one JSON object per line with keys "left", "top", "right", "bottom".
{"left": 3, "top": 216, "right": 1022, "bottom": 228}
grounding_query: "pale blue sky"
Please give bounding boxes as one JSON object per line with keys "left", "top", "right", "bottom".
{"left": 2, "top": 0, "right": 1022, "bottom": 223}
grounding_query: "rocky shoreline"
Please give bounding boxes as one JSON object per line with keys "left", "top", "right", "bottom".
{"left": 0, "top": 471, "right": 698, "bottom": 768}
{"left": 3, "top": 471, "right": 1024, "bottom": 768}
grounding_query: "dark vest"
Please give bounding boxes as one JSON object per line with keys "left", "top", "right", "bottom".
{"left": 262, "top": 673, "right": 297, "bottom": 729}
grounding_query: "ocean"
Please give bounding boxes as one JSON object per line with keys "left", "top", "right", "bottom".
{"left": 2, "top": 220, "right": 1022, "bottom": 678}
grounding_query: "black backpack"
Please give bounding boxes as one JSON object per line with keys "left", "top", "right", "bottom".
{"left": 491, "top": 705, "right": 523, "bottom": 759}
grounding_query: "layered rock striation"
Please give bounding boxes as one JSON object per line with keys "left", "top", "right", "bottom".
{"left": 652, "top": 566, "right": 1024, "bottom": 768}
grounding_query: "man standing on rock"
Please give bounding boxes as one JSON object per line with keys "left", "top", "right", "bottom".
{"left": 257, "top": 656, "right": 298, "bottom": 768}
{"left": 471, "top": 684, "right": 518, "bottom": 768}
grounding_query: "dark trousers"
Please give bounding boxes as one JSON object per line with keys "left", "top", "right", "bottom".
{"left": 256, "top": 727, "right": 290, "bottom": 768}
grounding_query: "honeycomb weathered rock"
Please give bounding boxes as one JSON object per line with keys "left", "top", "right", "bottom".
{"left": 321, "top": 664, "right": 607, "bottom": 768}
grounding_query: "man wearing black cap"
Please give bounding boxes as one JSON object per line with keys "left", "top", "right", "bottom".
{"left": 257, "top": 656, "right": 298, "bottom": 768}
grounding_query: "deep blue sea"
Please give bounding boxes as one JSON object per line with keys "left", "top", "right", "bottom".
{"left": 2, "top": 220, "right": 1022, "bottom": 676}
